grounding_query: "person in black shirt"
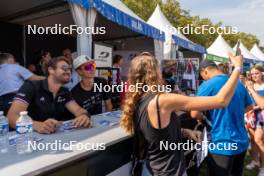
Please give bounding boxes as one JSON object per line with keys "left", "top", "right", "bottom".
{"left": 121, "top": 52, "right": 243, "bottom": 176}
{"left": 35, "top": 50, "right": 52, "bottom": 76}
{"left": 72, "top": 55, "right": 112, "bottom": 115}
{"left": 8, "top": 56, "right": 91, "bottom": 134}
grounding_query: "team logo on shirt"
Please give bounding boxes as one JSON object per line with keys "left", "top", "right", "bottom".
{"left": 17, "top": 93, "right": 26, "bottom": 97}
{"left": 40, "top": 97, "right": 45, "bottom": 102}
{"left": 57, "top": 96, "right": 66, "bottom": 103}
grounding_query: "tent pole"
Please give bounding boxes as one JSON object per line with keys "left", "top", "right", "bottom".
{"left": 22, "top": 25, "right": 26, "bottom": 66}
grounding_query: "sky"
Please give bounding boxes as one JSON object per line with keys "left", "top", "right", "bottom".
{"left": 179, "top": 0, "right": 264, "bottom": 46}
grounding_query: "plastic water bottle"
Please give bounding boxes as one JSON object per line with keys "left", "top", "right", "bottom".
{"left": 16, "top": 111, "right": 33, "bottom": 154}
{"left": 0, "top": 111, "right": 9, "bottom": 153}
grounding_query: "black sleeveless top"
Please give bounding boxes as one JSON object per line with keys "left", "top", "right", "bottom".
{"left": 134, "top": 93, "right": 185, "bottom": 176}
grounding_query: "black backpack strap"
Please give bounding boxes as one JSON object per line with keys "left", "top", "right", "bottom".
{"left": 156, "top": 94, "right": 161, "bottom": 129}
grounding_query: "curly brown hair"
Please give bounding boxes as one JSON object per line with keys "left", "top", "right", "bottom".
{"left": 121, "top": 52, "right": 165, "bottom": 134}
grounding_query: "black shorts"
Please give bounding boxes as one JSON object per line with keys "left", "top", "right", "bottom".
{"left": 206, "top": 151, "right": 246, "bottom": 176}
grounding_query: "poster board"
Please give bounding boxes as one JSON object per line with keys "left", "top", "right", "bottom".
{"left": 161, "top": 58, "right": 200, "bottom": 94}
{"left": 94, "top": 43, "right": 113, "bottom": 67}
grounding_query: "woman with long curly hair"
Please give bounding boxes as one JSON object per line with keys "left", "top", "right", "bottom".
{"left": 121, "top": 52, "right": 243, "bottom": 176}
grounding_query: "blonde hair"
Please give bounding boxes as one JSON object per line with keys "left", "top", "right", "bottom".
{"left": 251, "top": 64, "right": 264, "bottom": 73}
{"left": 250, "top": 64, "right": 264, "bottom": 82}
{"left": 121, "top": 53, "right": 164, "bottom": 134}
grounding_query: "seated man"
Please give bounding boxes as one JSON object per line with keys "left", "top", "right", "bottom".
{"left": 71, "top": 55, "right": 112, "bottom": 115}
{"left": 0, "top": 53, "right": 45, "bottom": 115}
{"left": 7, "top": 56, "right": 91, "bottom": 134}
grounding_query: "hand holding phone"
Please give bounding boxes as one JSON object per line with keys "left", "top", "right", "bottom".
{"left": 236, "top": 40, "right": 241, "bottom": 56}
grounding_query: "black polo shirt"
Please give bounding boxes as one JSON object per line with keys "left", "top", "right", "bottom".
{"left": 14, "top": 79, "right": 73, "bottom": 122}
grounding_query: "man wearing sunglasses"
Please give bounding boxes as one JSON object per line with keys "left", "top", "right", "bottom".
{"left": 8, "top": 56, "right": 91, "bottom": 134}
{"left": 71, "top": 55, "right": 113, "bottom": 116}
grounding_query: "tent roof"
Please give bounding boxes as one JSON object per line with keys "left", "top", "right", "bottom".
{"left": 147, "top": 5, "right": 205, "bottom": 53}
{"left": 147, "top": 5, "right": 189, "bottom": 41}
{"left": 250, "top": 44, "right": 264, "bottom": 60}
{"left": 70, "top": 0, "right": 164, "bottom": 41}
{"left": 233, "top": 42, "right": 259, "bottom": 60}
{"left": 207, "top": 35, "right": 234, "bottom": 58}
{"left": 103, "top": 0, "right": 143, "bottom": 22}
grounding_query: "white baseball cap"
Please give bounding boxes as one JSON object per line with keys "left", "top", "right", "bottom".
{"left": 73, "top": 55, "right": 93, "bottom": 70}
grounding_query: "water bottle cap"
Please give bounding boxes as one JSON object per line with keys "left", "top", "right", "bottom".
{"left": 0, "top": 111, "right": 3, "bottom": 116}
{"left": 19, "top": 111, "right": 28, "bottom": 115}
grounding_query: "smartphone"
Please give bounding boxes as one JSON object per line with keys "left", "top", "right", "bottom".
{"left": 236, "top": 40, "right": 241, "bottom": 56}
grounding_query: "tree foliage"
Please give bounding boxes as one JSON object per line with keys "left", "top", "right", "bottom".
{"left": 121, "top": 0, "right": 262, "bottom": 50}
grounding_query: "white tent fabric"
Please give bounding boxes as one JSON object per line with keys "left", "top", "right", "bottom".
{"left": 103, "top": 2, "right": 164, "bottom": 60}
{"left": 233, "top": 42, "right": 259, "bottom": 61}
{"left": 154, "top": 39, "right": 164, "bottom": 61}
{"left": 250, "top": 44, "right": 264, "bottom": 61}
{"left": 147, "top": 5, "right": 189, "bottom": 59}
{"left": 147, "top": 5, "right": 189, "bottom": 41}
{"left": 69, "top": 0, "right": 164, "bottom": 59}
{"left": 207, "top": 35, "right": 234, "bottom": 58}
{"left": 69, "top": 3, "right": 97, "bottom": 57}
{"left": 103, "top": 0, "right": 143, "bottom": 22}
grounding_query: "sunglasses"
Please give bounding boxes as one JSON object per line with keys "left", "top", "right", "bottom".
{"left": 82, "top": 63, "right": 96, "bottom": 72}
{"left": 57, "top": 65, "right": 72, "bottom": 71}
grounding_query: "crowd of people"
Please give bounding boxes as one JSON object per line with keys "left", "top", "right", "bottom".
{"left": 1, "top": 49, "right": 264, "bottom": 176}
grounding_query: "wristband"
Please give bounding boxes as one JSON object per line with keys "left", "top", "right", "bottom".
{"left": 233, "top": 67, "right": 242, "bottom": 73}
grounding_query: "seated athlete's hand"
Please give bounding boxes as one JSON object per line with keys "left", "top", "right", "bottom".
{"left": 73, "top": 114, "right": 91, "bottom": 128}
{"left": 33, "top": 119, "right": 59, "bottom": 134}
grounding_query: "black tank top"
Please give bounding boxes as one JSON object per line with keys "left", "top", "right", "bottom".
{"left": 134, "top": 93, "right": 185, "bottom": 176}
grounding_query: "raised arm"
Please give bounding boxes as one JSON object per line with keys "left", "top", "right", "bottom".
{"left": 162, "top": 53, "right": 243, "bottom": 112}
{"left": 246, "top": 81, "right": 264, "bottom": 109}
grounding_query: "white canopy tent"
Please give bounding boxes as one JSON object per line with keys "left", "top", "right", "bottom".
{"left": 250, "top": 44, "right": 264, "bottom": 61}
{"left": 147, "top": 5, "right": 205, "bottom": 59}
{"left": 207, "top": 34, "right": 234, "bottom": 58}
{"left": 233, "top": 42, "right": 261, "bottom": 63}
{"left": 68, "top": 0, "right": 165, "bottom": 60}
{"left": 206, "top": 34, "right": 235, "bottom": 63}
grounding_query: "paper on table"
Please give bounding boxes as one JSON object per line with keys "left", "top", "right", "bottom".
{"left": 97, "top": 120, "right": 119, "bottom": 127}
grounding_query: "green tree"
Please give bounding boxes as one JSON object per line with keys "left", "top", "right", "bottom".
{"left": 121, "top": 0, "right": 261, "bottom": 50}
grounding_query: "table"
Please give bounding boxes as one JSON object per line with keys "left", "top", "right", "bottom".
{"left": 0, "top": 111, "right": 133, "bottom": 176}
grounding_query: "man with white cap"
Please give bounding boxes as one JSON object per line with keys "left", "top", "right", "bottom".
{"left": 71, "top": 55, "right": 112, "bottom": 115}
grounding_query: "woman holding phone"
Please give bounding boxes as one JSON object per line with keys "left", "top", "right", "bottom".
{"left": 246, "top": 65, "right": 264, "bottom": 175}
{"left": 121, "top": 52, "right": 243, "bottom": 176}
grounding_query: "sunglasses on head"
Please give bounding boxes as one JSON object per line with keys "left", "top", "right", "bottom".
{"left": 82, "top": 62, "right": 96, "bottom": 71}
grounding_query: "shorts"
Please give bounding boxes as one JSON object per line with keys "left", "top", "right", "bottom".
{"left": 256, "top": 110, "right": 264, "bottom": 129}
{"left": 256, "top": 120, "right": 264, "bottom": 129}
{"left": 141, "top": 162, "right": 188, "bottom": 176}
